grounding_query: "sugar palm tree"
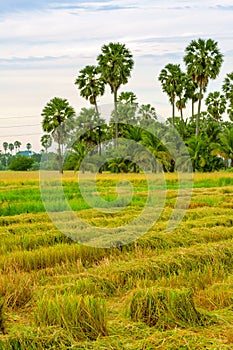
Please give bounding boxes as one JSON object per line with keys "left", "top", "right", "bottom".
{"left": 184, "top": 38, "right": 223, "bottom": 135}
{"left": 222, "top": 72, "right": 233, "bottom": 121}
{"left": 8, "top": 143, "right": 14, "bottom": 155}
{"left": 41, "top": 134, "right": 52, "bottom": 165}
{"left": 3, "top": 142, "right": 8, "bottom": 155}
{"left": 138, "top": 104, "right": 157, "bottom": 121}
{"left": 118, "top": 91, "right": 137, "bottom": 105}
{"left": 26, "top": 143, "right": 32, "bottom": 154}
{"left": 75, "top": 107, "right": 105, "bottom": 155}
{"left": 158, "top": 64, "right": 183, "bottom": 127}
{"left": 184, "top": 79, "right": 199, "bottom": 117}
{"left": 41, "top": 134, "right": 52, "bottom": 153}
{"left": 205, "top": 91, "right": 226, "bottom": 121}
{"left": 14, "top": 141, "right": 21, "bottom": 153}
{"left": 75, "top": 65, "right": 105, "bottom": 115}
{"left": 97, "top": 42, "right": 134, "bottom": 146}
{"left": 41, "top": 97, "right": 75, "bottom": 173}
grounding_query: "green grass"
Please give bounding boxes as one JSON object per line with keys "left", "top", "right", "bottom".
{"left": 0, "top": 171, "right": 233, "bottom": 349}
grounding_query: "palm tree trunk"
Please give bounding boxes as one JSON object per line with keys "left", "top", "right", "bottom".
{"left": 180, "top": 108, "right": 184, "bottom": 138}
{"left": 192, "top": 99, "right": 195, "bottom": 117}
{"left": 57, "top": 132, "right": 63, "bottom": 174}
{"left": 94, "top": 98, "right": 102, "bottom": 156}
{"left": 172, "top": 100, "right": 175, "bottom": 128}
{"left": 114, "top": 89, "right": 118, "bottom": 147}
{"left": 196, "top": 86, "right": 202, "bottom": 136}
{"left": 94, "top": 99, "right": 99, "bottom": 115}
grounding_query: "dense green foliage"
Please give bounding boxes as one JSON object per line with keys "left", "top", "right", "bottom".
{"left": 8, "top": 156, "right": 34, "bottom": 171}
{"left": 39, "top": 39, "right": 233, "bottom": 174}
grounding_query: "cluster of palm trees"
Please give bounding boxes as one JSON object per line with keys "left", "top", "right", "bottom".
{"left": 0, "top": 141, "right": 33, "bottom": 169}
{"left": 158, "top": 39, "right": 226, "bottom": 134}
{"left": 1, "top": 141, "right": 23, "bottom": 155}
{"left": 41, "top": 39, "right": 233, "bottom": 173}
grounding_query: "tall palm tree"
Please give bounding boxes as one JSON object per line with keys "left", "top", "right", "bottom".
{"left": 14, "top": 141, "right": 21, "bottom": 153}
{"left": 222, "top": 72, "right": 233, "bottom": 121}
{"left": 41, "top": 134, "right": 52, "bottom": 165}
{"left": 158, "top": 64, "right": 183, "bottom": 127}
{"left": 3, "top": 142, "right": 8, "bottom": 155}
{"left": 41, "top": 97, "right": 75, "bottom": 173}
{"left": 184, "top": 38, "right": 223, "bottom": 135}
{"left": 97, "top": 42, "right": 134, "bottom": 146}
{"left": 205, "top": 91, "right": 226, "bottom": 121}
{"left": 75, "top": 107, "right": 105, "bottom": 155}
{"left": 8, "top": 143, "right": 14, "bottom": 155}
{"left": 41, "top": 134, "right": 52, "bottom": 153}
{"left": 26, "top": 143, "right": 32, "bottom": 154}
{"left": 75, "top": 65, "right": 105, "bottom": 115}
{"left": 184, "top": 79, "right": 199, "bottom": 118}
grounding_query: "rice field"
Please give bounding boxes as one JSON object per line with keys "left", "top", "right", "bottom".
{"left": 0, "top": 171, "right": 233, "bottom": 349}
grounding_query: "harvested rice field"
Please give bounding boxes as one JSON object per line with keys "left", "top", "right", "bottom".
{"left": 0, "top": 171, "right": 233, "bottom": 349}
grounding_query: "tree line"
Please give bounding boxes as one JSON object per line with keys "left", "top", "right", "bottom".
{"left": 38, "top": 39, "right": 233, "bottom": 173}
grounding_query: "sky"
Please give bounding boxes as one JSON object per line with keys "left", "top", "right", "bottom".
{"left": 1, "top": 0, "right": 233, "bottom": 152}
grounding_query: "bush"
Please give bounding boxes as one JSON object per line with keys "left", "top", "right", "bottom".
{"left": 9, "top": 156, "right": 34, "bottom": 171}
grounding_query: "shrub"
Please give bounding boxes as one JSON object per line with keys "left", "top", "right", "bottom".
{"left": 9, "top": 156, "right": 34, "bottom": 171}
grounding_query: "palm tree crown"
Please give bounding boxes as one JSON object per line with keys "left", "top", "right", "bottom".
{"left": 158, "top": 64, "right": 184, "bottom": 127}
{"left": 97, "top": 42, "right": 134, "bottom": 146}
{"left": 184, "top": 38, "right": 223, "bottom": 135}
{"left": 75, "top": 65, "right": 105, "bottom": 114}
{"left": 41, "top": 97, "right": 75, "bottom": 173}
{"left": 222, "top": 72, "right": 233, "bottom": 121}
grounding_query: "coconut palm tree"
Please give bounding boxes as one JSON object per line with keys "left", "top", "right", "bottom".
{"left": 141, "top": 130, "right": 172, "bottom": 172}
{"left": 205, "top": 91, "right": 226, "bottom": 121}
{"left": 184, "top": 38, "right": 223, "bottom": 135}
{"left": 41, "top": 97, "right": 75, "bottom": 173}
{"left": 75, "top": 65, "right": 105, "bottom": 115}
{"left": 222, "top": 72, "right": 233, "bottom": 121}
{"left": 220, "top": 127, "right": 233, "bottom": 168}
{"left": 158, "top": 64, "right": 183, "bottom": 127}
{"left": 97, "top": 42, "right": 134, "bottom": 146}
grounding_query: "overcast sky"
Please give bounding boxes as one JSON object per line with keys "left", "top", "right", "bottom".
{"left": 1, "top": 0, "right": 233, "bottom": 152}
